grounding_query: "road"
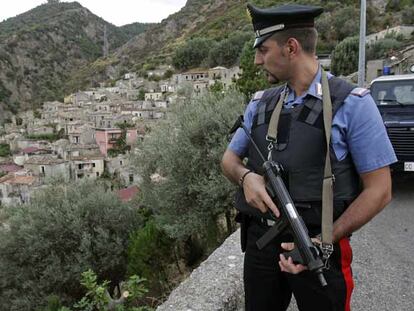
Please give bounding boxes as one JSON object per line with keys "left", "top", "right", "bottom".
{"left": 289, "top": 172, "right": 414, "bottom": 311}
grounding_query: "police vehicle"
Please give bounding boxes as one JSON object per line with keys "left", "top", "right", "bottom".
{"left": 370, "top": 73, "right": 414, "bottom": 172}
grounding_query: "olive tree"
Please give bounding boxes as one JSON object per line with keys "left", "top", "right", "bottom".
{"left": 0, "top": 180, "right": 142, "bottom": 311}
{"left": 331, "top": 36, "right": 359, "bottom": 76}
{"left": 134, "top": 89, "right": 245, "bottom": 241}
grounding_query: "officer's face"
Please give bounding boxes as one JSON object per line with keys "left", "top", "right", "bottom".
{"left": 254, "top": 38, "right": 290, "bottom": 84}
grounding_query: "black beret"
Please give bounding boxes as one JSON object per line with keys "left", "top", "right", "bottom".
{"left": 247, "top": 3, "right": 324, "bottom": 48}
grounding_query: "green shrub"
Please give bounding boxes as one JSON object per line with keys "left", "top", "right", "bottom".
{"left": 0, "top": 143, "right": 10, "bottom": 157}
{"left": 0, "top": 180, "right": 142, "bottom": 311}
{"left": 331, "top": 36, "right": 359, "bottom": 76}
{"left": 172, "top": 37, "right": 215, "bottom": 71}
{"left": 367, "top": 38, "right": 403, "bottom": 60}
{"left": 127, "top": 220, "right": 174, "bottom": 293}
{"left": 235, "top": 40, "right": 270, "bottom": 98}
{"left": 207, "top": 31, "right": 252, "bottom": 68}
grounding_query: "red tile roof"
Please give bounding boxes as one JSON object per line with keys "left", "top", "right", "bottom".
{"left": 22, "top": 146, "right": 41, "bottom": 154}
{"left": 0, "top": 163, "right": 22, "bottom": 173}
{"left": 117, "top": 186, "right": 140, "bottom": 202}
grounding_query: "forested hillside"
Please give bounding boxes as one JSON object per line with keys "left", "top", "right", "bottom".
{"left": 71, "top": 0, "right": 413, "bottom": 90}
{"left": 0, "top": 1, "right": 151, "bottom": 121}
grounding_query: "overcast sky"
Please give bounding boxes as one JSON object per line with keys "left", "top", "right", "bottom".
{"left": 0, "top": 0, "right": 187, "bottom": 26}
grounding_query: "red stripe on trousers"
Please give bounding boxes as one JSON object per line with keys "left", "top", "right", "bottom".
{"left": 339, "top": 238, "right": 354, "bottom": 311}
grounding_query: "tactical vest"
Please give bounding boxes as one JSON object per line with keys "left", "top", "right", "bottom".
{"left": 235, "top": 77, "right": 362, "bottom": 232}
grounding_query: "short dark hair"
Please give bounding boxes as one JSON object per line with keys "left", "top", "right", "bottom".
{"left": 271, "top": 28, "right": 318, "bottom": 54}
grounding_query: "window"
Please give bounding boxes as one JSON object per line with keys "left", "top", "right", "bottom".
{"left": 96, "top": 172, "right": 100, "bottom": 177}
{"left": 120, "top": 161, "right": 123, "bottom": 165}
{"left": 92, "top": 163, "right": 96, "bottom": 167}
{"left": 129, "top": 174, "right": 134, "bottom": 183}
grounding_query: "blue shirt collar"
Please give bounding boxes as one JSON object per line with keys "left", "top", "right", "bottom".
{"left": 286, "top": 66, "right": 324, "bottom": 104}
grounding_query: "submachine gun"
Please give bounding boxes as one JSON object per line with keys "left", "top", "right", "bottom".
{"left": 231, "top": 116, "right": 327, "bottom": 287}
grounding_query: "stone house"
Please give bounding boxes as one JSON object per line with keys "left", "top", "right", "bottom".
{"left": 160, "top": 81, "right": 176, "bottom": 93}
{"left": 70, "top": 156, "right": 104, "bottom": 180}
{"left": 52, "top": 140, "right": 100, "bottom": 161}
{"left": 193, "top": 81, "right": 210, "bottom": 94}
{"left": 147, "top": 69, "right": 167, "bottom": 78}
{"left": 0, "top": 171, "right": 39, "bottom": 205}
{"left": 23, "top": 155, "right": 70, "bottom": 181}
{"left": 124, "top": 72, "right": 137, "bottom": 80}
{"left": 64, "top": 92, "right": 92, "bottom": 106}
{"left": 145, "top": 92, "right": 163, "bottom": 101}
{"left": 174, "top": 69, "right": 209, "bottom": 84}
{"left": 13, "top": 146, "right": 51, "bottom": 166}
{"left": 153, "top": 101, "right": 168, "bottom": 109}
{"left": 88, "top": 111, "right": 113, "bottom": 128}
{"left": 60, "top": 106, "right": 86, "bottom": 121}
{"left": 94, "top": 102, "right": 112, "bottom": 112}
{"left": 105, "top": 154, "right": 141, "bottom": 186}
{"left": 67, "top": 122, "right": 95, "bottom": 145}
{"left": 208, "top": 66, "right": 241, "bottom": 88}
{"left": 41, "top": 101, "right": 65, "bottom": 120}
{"left": 27, "top": 125, "right": 54, "bottom": 136}
{"left": 125, "top": 89, "right": 141, "bottom": 101}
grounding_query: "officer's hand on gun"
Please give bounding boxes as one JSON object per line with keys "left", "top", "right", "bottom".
{"left": 242, "top": 172, "right": 280, "bottom": 217}
{"left": 279, "top": 238, "right": 322, "bottom": 274}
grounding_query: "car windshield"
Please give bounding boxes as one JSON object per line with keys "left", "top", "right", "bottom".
{"left": 370, "top": 80, "right": 414, "bottom": 106}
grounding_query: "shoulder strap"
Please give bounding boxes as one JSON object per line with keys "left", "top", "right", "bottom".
{"left": 321, "top": 70, "right": 334, "bottom": 251}
{"left": 266, "top": 86, "right": 288, "bottom": 150}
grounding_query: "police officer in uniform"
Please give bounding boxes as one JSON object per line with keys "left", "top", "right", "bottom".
{"left": 221, "top": 3, "right": 397, "bottom": 311}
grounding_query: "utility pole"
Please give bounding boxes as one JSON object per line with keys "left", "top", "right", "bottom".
{"left": 358, "top": 0, "right": 366, "bottom": 86}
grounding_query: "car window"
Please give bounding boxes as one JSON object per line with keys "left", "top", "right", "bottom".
{"left": 371, "top": 80, "right": 414, "bottom": 105}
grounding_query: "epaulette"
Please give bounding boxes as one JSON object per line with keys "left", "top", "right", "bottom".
{"left": 350, "top": 87, "right": 370, "bottom": 97}
{"left": 252, "top": 90, "right": 264, "bottom": 101}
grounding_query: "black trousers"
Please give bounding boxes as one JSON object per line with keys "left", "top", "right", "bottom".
{"left": 244, "top": 220, "right": 354, "bottom": 311}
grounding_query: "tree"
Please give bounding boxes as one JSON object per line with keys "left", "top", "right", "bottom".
{"left": 133, "top": 90, "right": 246, "bottom": 241}
{"left": 138, "top": 89, "right": 146, "bottom": 100}
{"left": 172, "top": 38, "right": 215, "bottom": 71}
{"left": 207, "top": 31, "right": 252, "bottom": 68}
{"left": 127, "top": 220, "right": 174, "bottom": 294}
{"left": 235, "top": 40, "right": 270, "bottom": 98}
{"left": 331, "top": 36, "right": 359, "bottom": 76}
{"left": 331, "top": 6, "right": 359, "bottom": 42}
{"left": 366, "top": 38, "right": 403, "bottom": 61}
{"left": 0, "top": 143, "right": 10, "bottom": 157}
{"left": 402, "top": 6, "right": 414, "bottom": 24}
{"left": 0, "top": 180, "right": 142, "bottom": 311}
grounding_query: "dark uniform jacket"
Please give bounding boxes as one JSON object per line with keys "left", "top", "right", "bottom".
{"left": 235, "top": 77, "right": 362, "bottom": 238}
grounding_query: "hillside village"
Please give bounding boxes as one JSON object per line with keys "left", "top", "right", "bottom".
{"left": 1, "top": 19, "right": 414, "bottom": 207}
{"left": 0, "top": 64, "right": 241, "bottom": 205}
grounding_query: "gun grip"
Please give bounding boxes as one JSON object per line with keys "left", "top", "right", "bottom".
{"left": 282, "top": 247, "right": 304, "bottom": 265}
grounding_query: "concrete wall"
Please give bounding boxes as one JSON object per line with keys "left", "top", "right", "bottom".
{"left": 157, "top": 230, "right": 244, "bottom": 311}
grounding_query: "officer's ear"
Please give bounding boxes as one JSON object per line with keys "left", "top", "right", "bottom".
{"left": 285, "top": 38, "right": 299, "bottom": 56}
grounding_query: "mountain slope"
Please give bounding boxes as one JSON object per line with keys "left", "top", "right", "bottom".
{"left": 0, "top": 1, "right": 151, "bottom": 122}
{"left": 69, "top": 0, "right": 407, "bottom": 90}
